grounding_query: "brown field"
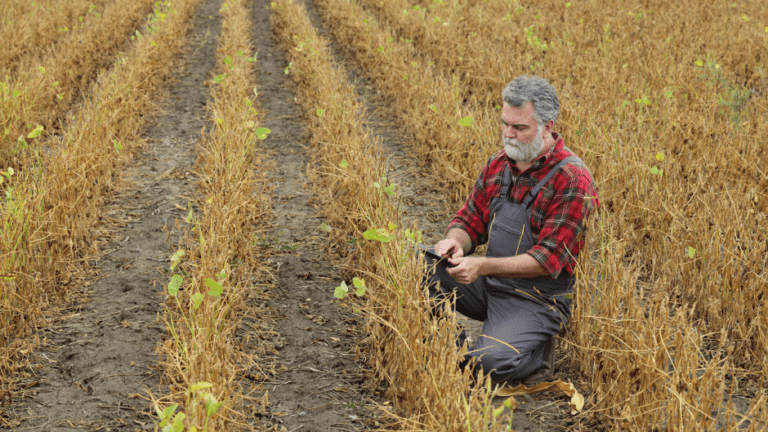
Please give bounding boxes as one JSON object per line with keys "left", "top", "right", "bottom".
{"left": 1, "top": 0, "right": 767, "bottom": 430}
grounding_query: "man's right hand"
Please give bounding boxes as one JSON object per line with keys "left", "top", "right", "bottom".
{"left": 434, "top": 238, "right": 464, "bottom": 259}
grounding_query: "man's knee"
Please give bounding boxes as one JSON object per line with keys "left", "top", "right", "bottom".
{"left": 469, "top": 342, "right": 539, "bottom": 383}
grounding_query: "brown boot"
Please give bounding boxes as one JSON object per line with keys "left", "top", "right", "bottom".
{"left": 522, "top": 336, "right": 556, "bottom": 387}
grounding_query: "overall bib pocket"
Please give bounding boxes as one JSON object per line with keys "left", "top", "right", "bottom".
{"left": 488, "top": 213, "right": 531, "bottom": 258}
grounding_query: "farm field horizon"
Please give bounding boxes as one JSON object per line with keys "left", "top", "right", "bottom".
{"left": 1, "top": 0, "right": 767, "bottom": 431}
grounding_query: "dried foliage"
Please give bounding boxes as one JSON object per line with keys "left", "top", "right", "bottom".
{"left": 0, "top": 0, "right": 198, "bottom": 424}
{"left": 0, "top": 0, "right": 109, "bottom": 72}
{"left": 271, "top": 0, "right": 518, "bottom": 430}
{"left": 314, "top": 0, "right": 768, "bottom": 429}
{"left": 153, "top": 0, "right": 275, "bottom": 429}
{"left": 0, "top": 0, "right": 155, "bottom": 167}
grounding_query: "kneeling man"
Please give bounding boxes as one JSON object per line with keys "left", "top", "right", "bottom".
{"left": 426, "top": 75, "right": 598, "bottom": 386}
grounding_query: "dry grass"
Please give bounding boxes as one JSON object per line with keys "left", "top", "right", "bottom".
{"left": 271, "top": 0, "right": 519, "bottom": 430}
{"left": 312, "top": 0, "right": 497, "bottom": 205}
{"left": 0, "top": 0, "right": 155, "bottom": 167}
{"left": 0, "top": 0, "right": 109, "bottom": 72}
{"left": 313, "top": 0, "right": 768, "bottom": 429}
{"left": 151, "top": 0, "right": 275, "bottom": 429}
{"left": 0, "top": 0, "right": 198, "bottom": 424}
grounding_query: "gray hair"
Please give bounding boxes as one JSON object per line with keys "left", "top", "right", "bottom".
{"left": 501, "top": 76, "right": 560, "bottom": 126}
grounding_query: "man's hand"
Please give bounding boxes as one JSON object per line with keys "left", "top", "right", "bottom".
{"left": 434, "top": 238, "right": 464, "bottom": 259}
{"left": 446, "top": 257, "right": 484, "bottom": 285}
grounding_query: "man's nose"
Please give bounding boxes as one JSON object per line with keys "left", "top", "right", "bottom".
{"left": 503, "top": 125, "right": 516, "bottom": 139}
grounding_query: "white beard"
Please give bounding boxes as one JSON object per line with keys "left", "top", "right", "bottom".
{"left": 504, "top": 123, "right": 546, "bottom": 162}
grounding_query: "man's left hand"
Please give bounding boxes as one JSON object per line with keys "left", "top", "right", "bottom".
{"left": 446, "top": 257, "right": 484, "bottom": 285}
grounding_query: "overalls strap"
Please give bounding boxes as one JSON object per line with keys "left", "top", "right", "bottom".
{"left": 521, "top": 156, "right": 580, "bottom": 209}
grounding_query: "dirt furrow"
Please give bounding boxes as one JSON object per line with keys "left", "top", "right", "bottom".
{"left": 298, "top": 1, "right": 580, "bottom": 429}
{"left": 238, "top": 1, "right": 396, "bottom": 430}
{"left": 11, "top": 1, "right": 222, "bottom": 430}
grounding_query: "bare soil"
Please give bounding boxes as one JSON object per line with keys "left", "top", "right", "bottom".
{"left": 11, "top": 0, "right": 222, "bottom": 430}
{"left": 8, "top": 0, "right": 610, "bottom": 430}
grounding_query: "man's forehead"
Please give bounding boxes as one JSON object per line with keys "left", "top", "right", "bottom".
{"left": 501, "top": 102, "right": 535, "bottom": 124}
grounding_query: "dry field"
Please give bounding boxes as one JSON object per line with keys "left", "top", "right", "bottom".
{"left": 1, "top": 0, "right": 767, "bottom": 431}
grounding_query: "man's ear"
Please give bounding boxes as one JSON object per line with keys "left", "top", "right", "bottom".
{"left": 543, "top": 120, "right": 555, "bottom": 136}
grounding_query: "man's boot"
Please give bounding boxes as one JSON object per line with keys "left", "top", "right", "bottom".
{"left": 522, "top": 336, "right": 556, "bottom": 387}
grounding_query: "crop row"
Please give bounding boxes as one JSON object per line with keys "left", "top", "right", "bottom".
{"left": 0, "top": 0, "right": 156, "bottom": 167}
{"left": 152, "top": 0, "right": 276, "bottom": 429}
{"left": 312, "top": 0, "right": 768, "bottom": 429}
{"left": 270, "top": 0, "right": 522, "bottom": 430}
{"left": 0, "top": 0, "right": 109, "bottom": 72}
{"left": 0, "top": 0, "right": 198, "bottom": 422}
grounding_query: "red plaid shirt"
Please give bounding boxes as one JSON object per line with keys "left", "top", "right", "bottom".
{"left": 447, "top": 134, "right": 598, "bottom": 279}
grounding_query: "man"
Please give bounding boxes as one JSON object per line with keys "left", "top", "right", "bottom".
{"left": 425, "top": 75, "right": 598, "bottom": 386}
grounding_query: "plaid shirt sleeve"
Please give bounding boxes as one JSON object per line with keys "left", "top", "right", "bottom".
{"left": 446, "top": 155, "right": 498, "bottom": 253}
{"left": 527, "top": 166, "right": 598, "bottom": 279}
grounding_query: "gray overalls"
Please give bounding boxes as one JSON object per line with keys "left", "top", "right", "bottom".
{"left": 426, "top": 157, "right": 578, "bottom": 383}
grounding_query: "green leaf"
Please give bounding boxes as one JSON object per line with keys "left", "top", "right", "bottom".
{"left": 27, "top": 125, "right": 44, "bottom": 139}
{"left": 284, "top": 62, "right": 292, "bottom": 74}
{"left": 458, "top": 116, "right": 473, "bottom": 127}
{"left": 363, "top": 228, "right": 390, "bottom": 243}
{"left": 16, "top": 135, "right": 28, "bottom": 149}
{"left": 321, "top": 222, "right": 331, "bottom": 232}
{"left": 223, "top": 55, "right": 232, "bottom": 65}
{"left": 171, "top": 412, "right": 185, "bottom": 432}
{"left": 384, "top": 184, "right": 396, "bottom": 196}
{"left": 38, "top": 66, "right": 45, "bottom": 74}
{"left": 205, "top": 278, "right": 223, "bottom": 297}
{"left": 191, "top": 292, "right": 204, "bottom": 310}
{"left": 185, "top": 206, "right": 193, "bottom": 223}
{"left": 316, "top": 108, "right": 324, "bottom": 117}
{"left": 167, "top": 274, "right": 182, "bottom": 297}
{"left": 254, "top": 127, "right": 271, "bottom": 140}
{"left": 204, "top": 393, "right": 223, "bottom": 417}
{"left": 213, "top": 74, "right": 224, "bottom": 84}
{"left": 493, "top": 405, "right": 505, "bottom": 418}
{"left": 503, "top": 397, "right": 515, "bottom": 410}
{"left": 190, "top": 382, "right": 214, "bottom": 391}
{"left": 339, "top": 159, "right": 349, "bottom": 168}
{"left": 170, "top": 250, "right": 185, "bottom": 270}
{"left": 687, "top": 246, "right": 696, "bottom": 259}
{"left": 429, "top": 104, "right": 437, "bottom": 112}
{"left": 387, "top": 222, "right": 397, "bottom": 231}
{"left": 162, "top": 404, "right": 178, "bottom": 421}
{"left": 353, "top": 277, "right": 366, "bottom": 297}
{"left": 565, "top": 293, "right": 574, "bottom": 300}
{"left": 649, "top": 166, "right": 660, "bottom": 175}
{"left": 334, "top": 281, "right": 348, "bottom": 299}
